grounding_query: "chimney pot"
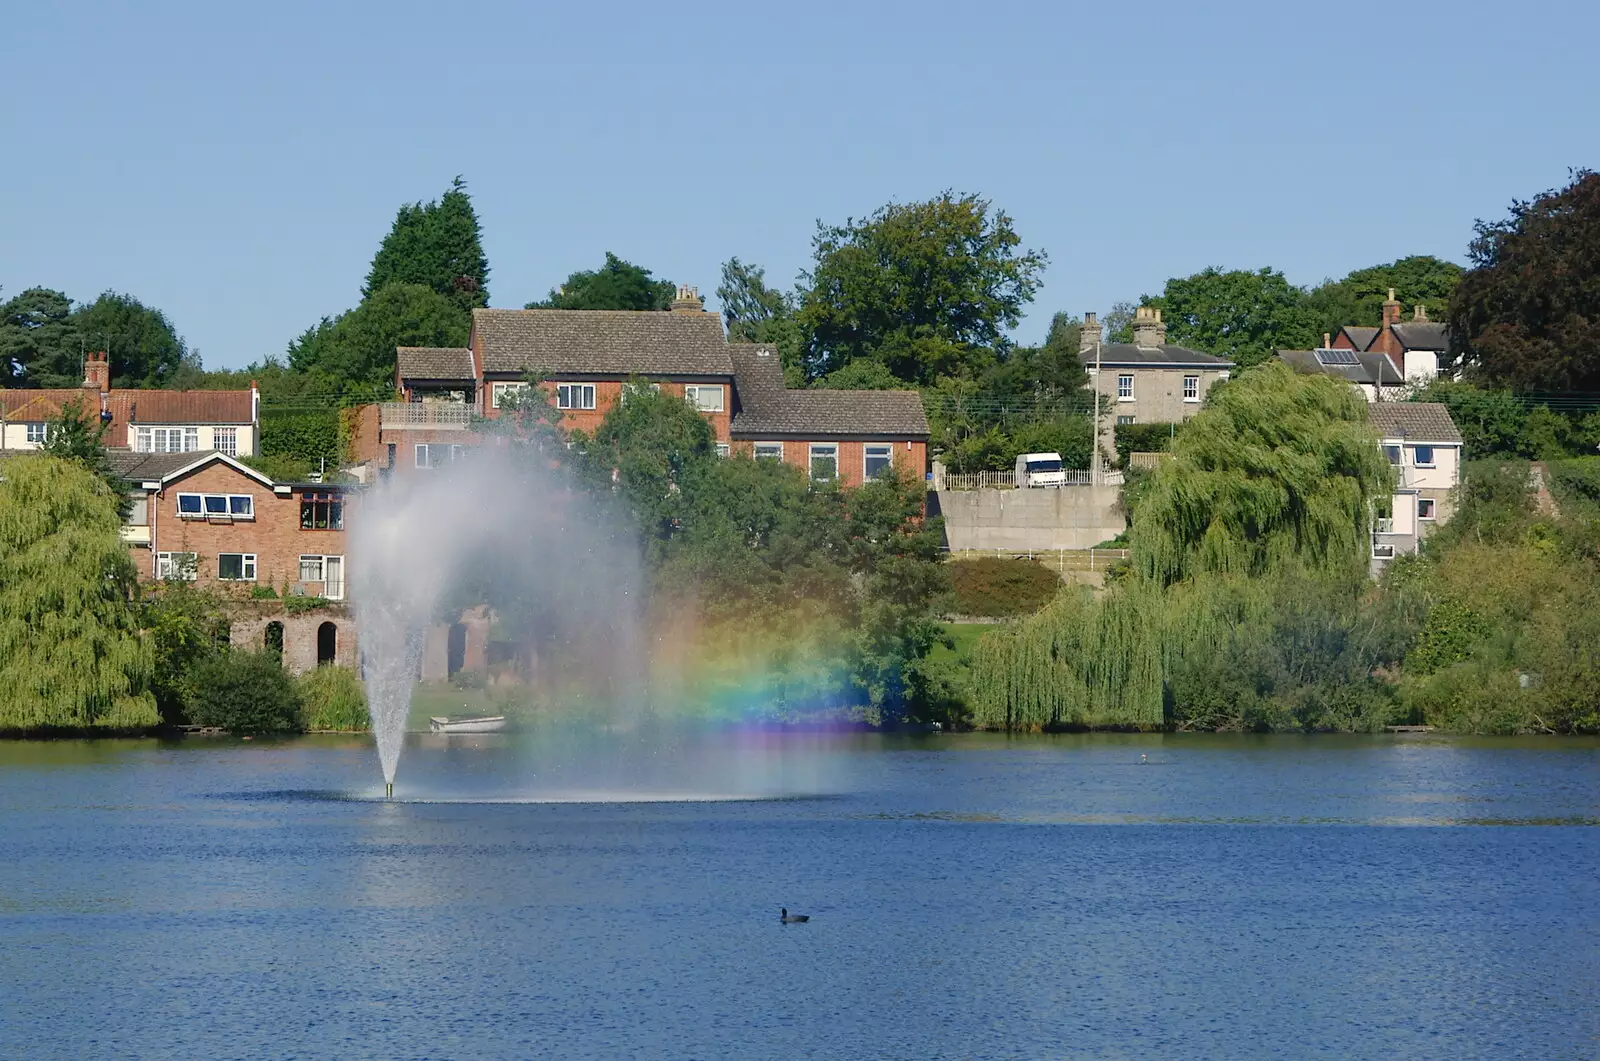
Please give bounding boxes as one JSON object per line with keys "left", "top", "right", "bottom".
{"left": 1412, "top": 304, "right": 1429, "bottom": 322}
{"left": 1132, "top": 305, "right": 1167, "bottom": 349}
{"left": 1381, "top": 288, "right": 1402, "bottom": 329}
{"left": 1323, "top": 333, "right": 1331, "bottom": 349}
{"left": 82, "top": 350, "right": 111, "bottom": 393}
{"left": 670, "top": 284, "right": 704, "bottom": 314}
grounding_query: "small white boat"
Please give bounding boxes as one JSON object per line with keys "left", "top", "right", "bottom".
{"left": 428, "top": 715, "right": 507, "bottom": 734}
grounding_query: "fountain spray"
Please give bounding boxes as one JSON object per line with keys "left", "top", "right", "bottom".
{"left": 385, "top": 781, "right": 393, "bottom": 800}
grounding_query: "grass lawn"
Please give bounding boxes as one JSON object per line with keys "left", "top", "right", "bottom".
{"left": 406, "top": 683, "right": 498, "bottom": 730}
{"left": 929, "top": 623, "right": 995, "bottom": 667}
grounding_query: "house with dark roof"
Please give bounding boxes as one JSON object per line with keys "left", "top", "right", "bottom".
{"left": 355, "top": 286, "right": 929, "bottom": 486}
{"left": 1328, "top": 289, "right": 1447, "bottom": 386}
{"left": 0, "top": 351, "right": 258, "bottom": 457}
{"left": 1078, "top": 307, "right": 1234, "bottom": 455}
{"left": 1277, "top": 346, "right": 1408, "bottom": 402}
{"left": 1366, "top": 402, "right": 1463, "bottom": 573}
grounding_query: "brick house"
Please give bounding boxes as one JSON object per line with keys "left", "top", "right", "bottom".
{"left": 1328, "top": 289, "right": 1447, "bottom": 386}
{"left": 1079, "top": 307, "right": 1234, "bottom": 457}
{"left": 0, "top": 352, "right": 258, "bottom": 457}
{"left": 110, "top": 450, "right": 357, "bottom": 670}
{"left": 349, "top": 286, "right": 929, "bottom": 485}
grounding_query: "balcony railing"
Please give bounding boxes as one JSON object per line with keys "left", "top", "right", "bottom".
{"left": 380, "top": 403, "right": 473, "bottom": 430}
{"left": 937, "top": 468, "right": 1125, "bottom": 490}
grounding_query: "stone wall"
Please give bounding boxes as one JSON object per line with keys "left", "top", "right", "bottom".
{"left": 229, "top": 604, "right": 359, "bottom": 675}
{"left": 932, "top": 485, "right": 1125, "bottom": 552}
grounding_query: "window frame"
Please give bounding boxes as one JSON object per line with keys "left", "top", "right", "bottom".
{"left": 714, "top": 442, "right": 730, "bottom": 458}
{"left": 809, "top": 443, "right": 839, "bottom": 482}
{"left": 864, "top": 444, "right": 893, "bottom": 480}
{"left": 1383, "top": 445, "right": 1403, "bottom": 466}
{"left": 300, "top": 491, "right": 344, "bottom": 531}
{"left": 213, "top": 426, "right": 238, "bottom": 456}
{"left": 1418, "top": 497, "right": 1437, "bottom": 520}
{"left": 555, "top": 383, "right": 597, "bottom": 410}
{"left": 491, "top": 381, "right": 531, "bottom": 408}
{"left": 155, "top": 551, "right": 198, "bottom": 581}
{"left": 175, "top": 492, "right": 254, "bottom": 520}
{"left": 1182, "top": 375, "right": 1200, "bottom": 401}
{"left": 1116, "top": 374, "right": 1134, "bottom": 401}
{"left": 217, "top": 552, "right": 258, "bottom": 582}
{"left": 1412, "top": 445, "right": 1436, "bottom": 468}
{"left": 684, "top": 384, "right": 725, "bottom": 412}
{"left": 137, "top": 426, "right": 200, "bottom": 454}
{"left": 753, "top": 442, "right": 784, "bottom": 461}
{"left": 25, "top": 422, "right": 48, "bottom": 444}
{"left": 299, "top": 554, "right": 326, "bottom": 583}
{"left": 1115, "top": 415, "right": 1136, "bottom": 426}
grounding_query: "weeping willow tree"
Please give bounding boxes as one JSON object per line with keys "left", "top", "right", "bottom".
{"left": 0, "top": 456, "right": 157, "bottom": 730}
{"left": 971, "top": 585, "right": 1164, "bottom": 730}
{"left": 972, "top": 364, "right": 1397, "bottom": 730}
{"left": 1131, "top": 362, "right": 1392, "bottom": 586}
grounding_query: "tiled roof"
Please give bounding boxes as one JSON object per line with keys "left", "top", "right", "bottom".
{"left": 397, "top": 346, "right": 475, "bottom": 381}
{"left": 1278, "top": 349, "right": 1405, "bottom": 387}
{"left": 1086, "top": 343, "right": 1233, "bottom": 367}
{"left": 111, "top": 391, "right": 253, "bottom": 424}
{"left": 1390, "top": 322, "right": 1448, "bottom": 351}
{"left": 1338, "top": 326, "right": 1381, "bottom": 352}
{"left": 106, "top": 449, "right": 222, "bottom": 481}
{"left": 474, "top": 308, "right": 734, "bottom": 377}
{"left": 2, "top": 388, "right": 253, "bottom": 425}
{"left": 728, "top": 343, "right": 928, "bottom": 438}
{"left": 1368, "top": 402, "right": 1463, "bottom": 444}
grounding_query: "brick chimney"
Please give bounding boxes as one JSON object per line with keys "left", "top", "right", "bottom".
{"left": 670, "top": 284, "right": 704, "bottom": 314}
{"left": 1132, "top": 306, "right": 1167, "bottom": 349}
{"left": 1079, "top": 311, "right": 1102, "bottom": 355}
{"left": 82, "top": 350, "right": 110, "bottom": 393}
{"left": 1381, "top": 288, "right": 1402, "bottom": 328}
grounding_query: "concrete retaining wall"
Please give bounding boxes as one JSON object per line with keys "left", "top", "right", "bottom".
{"left": 933, "top": 486, "right": 1125, "bottom": 552}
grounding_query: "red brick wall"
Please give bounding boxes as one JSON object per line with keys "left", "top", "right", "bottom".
{"left": 731, "top": 439, "right": 927, "bottom": 488}
{"left": 478, "top": 378, "right": 732, "bottom": 441}
{"left": 143, "top": 462, "right": 349, "bottom": 598}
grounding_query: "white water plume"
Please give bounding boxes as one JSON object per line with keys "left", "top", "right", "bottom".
{"left": 351, "top": 445, "right": 647, "bottom": 787}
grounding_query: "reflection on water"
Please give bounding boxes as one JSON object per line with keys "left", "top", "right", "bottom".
{"left": 0, "top": 732, "right": 1596, "bottom": 1060}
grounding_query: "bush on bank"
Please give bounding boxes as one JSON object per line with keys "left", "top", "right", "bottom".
{"left": 297, "top": 665, "right": 370, "bottom": 731}
{"left": 185, "top": 650, "right": 302, "bottom": 734}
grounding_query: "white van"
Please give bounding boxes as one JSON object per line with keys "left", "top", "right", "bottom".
{"left": 1015, "top": 452, "right": 1066, "bottom": 488}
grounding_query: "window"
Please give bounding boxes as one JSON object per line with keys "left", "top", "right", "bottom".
{"left": 715, "top": 443, "right": 730, "bottom": 458}
{"left": 214, "top": 426, "right": 238, "bottom": 456}
{"left": 156, "top": 552, "right": 198, "bottom": 581}
{"left": 1116, "top": 415, "right": 1135, "bottom": 426}
{"left": 217, "top": 553, "right": 257, "bottom": 581}
{"left": 1372, "top": 542, "right": 1396, "bottom": 560}
{"left": 414, "top": 443, "right": 466, "bottom": 470}
{"left": 491, "top": 382, "right": 530, "bottom": 408}
{"left": 1412, "top": 445, "right": 1436, "bottom": 467}
{"left": 556, "top": 383, "right": 596, "bottom": 410}
{"left": 300, "top": 555, "right": 344, "bottom": 599}
{"left": 1418, "top": 498, "right": 1437, "bottom": 520}
{"left": 136, "top": 426, "right": 199, "bottom": 453}
{"left": 1383, "top": 445, "right": 1402, "bottom": 466}
{"left": 127, "top": 498, "right": 148, "bottom": 526}
{"left": 684, "top": 384, "right": 725, "bottom": 412}
{"left": 300, "top": 491, "right": 344, "bottom": 530}
{"left": 1117, "top": 374, "right": 1134, "bottom": 400}
{"left": 754, "top": 442, "right": 784, "bottom": 461}
{"left": 176, "top": 493, "right": 253, "bottom": 519}
{"left": 809, "top": 443, "right": 838, "bottom": 481}
{"left": 25, "top": 422, "right": 48, "bottom": 445}
{"left": 864, "top": 444, "right": 893, "bottom": 479}
{"left": 1183, "top": 375, "right": 1200, "bottom": 401}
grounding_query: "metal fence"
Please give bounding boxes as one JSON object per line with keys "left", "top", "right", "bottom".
{"left": 937, "top": 468, "right": 1124, "bottom": 490}
{"left": 942, "top": 547, "right": 1130, "bottom": 575}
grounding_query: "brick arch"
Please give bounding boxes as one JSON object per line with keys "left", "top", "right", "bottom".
{"left": 228, "top": 607, "right": 358, "bottom": 674}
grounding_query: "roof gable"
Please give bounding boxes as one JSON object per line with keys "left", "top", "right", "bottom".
{"left": 397, "top": 346, "right": 475, "bottom": 381}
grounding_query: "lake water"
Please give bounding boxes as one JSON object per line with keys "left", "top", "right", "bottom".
{"left": 1, "top": 732, "right": 1596, "bottom": 1060}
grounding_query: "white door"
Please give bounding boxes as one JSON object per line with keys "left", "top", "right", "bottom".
{"left": 324, "top": 555, "right": 345, "bottom": 600}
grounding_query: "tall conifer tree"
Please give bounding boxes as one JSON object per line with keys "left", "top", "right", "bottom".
{"left": 364, "top": 176, "right": 490, "bottom": 310}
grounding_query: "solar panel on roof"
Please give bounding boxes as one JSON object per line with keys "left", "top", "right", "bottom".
{"left": 1315, "top": 348, "right": 1360, "bottom": 366}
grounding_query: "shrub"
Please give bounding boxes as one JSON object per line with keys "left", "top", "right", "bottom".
{"left": 1113, "top": 421, "right": 1183, "bottom": 466}
{"left": 249, "top": 584, "right": 280, "bottom": 600}
{"left": 449, "top": 667, "right": 489, "bottom": 690}
{"left": 185, "top": 650, "right": 302, "bottom": 734}
{"left": 297, "top": 665, "right": 369, "bottom": 731}
{"left": 947, "top": 558, "right": 1061, "bottom": 617}
{"left": 282, "top": 595, "right": 331, "bottom": 614}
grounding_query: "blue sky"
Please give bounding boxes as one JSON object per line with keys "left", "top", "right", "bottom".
{"left": 2, "top": 0, "right": 1595, "bottom": 370}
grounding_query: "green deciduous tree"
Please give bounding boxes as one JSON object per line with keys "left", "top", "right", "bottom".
{"left": 717, "top": 256, "right": 803, "bottom": 373}
{"left": 141, "top": 581, "right": 231, "bottom": 724}
{"left": 72, "top": 291, "right": 188, "bottom": 387}
{"left": 0, "top": 456, "right": 157, "bottom": 730}
{"left": 797, "top": 192, "right": 1046, "bottom": 384}
{"left": 288, "top": 282, "right": 468, "bottom": 388}
{"left": 529, "top": 252, "right": 677, "bottom": 311}
{"left": 44, "top": 396, "right": 130, "bottom": 519}
{"left": 1146, "top": 267, "right": 1320, "bottom": 367}
{"left": 1448, "top": 169, "right": 1600, "bottom": 390}
{"left": 1306, "top": 255, "right": 1464, "bottom": 334}
{"left": 364, "top": 176, "right": 490, "bottom": 310}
